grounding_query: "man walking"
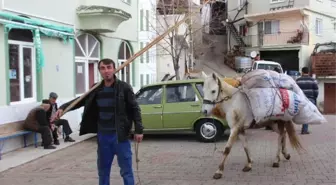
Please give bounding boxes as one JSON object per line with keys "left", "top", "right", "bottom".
{"left": 42, "top": 92, "right": 75, "bottom": 145}
{"left": 23, "top": 103, "right": 56, "bottom": 149}
{"left": 53, "top": 58, "right": 144, "bottom": 185}
{"left": 296, "top": 67, "right": 319, "bottom": 134}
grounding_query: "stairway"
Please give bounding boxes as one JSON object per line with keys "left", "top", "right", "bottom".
{"left": 227, "top": 22, "right": 246, "bottom": 47}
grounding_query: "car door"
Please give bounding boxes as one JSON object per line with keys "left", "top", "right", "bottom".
{"left": 136, "top": 85, "right": 163, "bottom": 129}
{"left": 162, "top": 83, "right": 202, "bottom": 129}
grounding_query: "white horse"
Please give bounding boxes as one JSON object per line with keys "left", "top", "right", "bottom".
{"left": 201, "top": 73, "right": 304, "bottom": 179}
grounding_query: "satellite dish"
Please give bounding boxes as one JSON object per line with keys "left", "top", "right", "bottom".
{"left": 250, "top": 51, "right": 257, "bottom": 58}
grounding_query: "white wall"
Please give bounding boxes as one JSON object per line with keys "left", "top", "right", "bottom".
{"left": 156, "top": 14, "right": 189, "bottom": 80}
{"left": 137, "top": 0, "right": 157, "bottom": 90}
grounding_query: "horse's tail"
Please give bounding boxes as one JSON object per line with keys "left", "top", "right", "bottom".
{"left": 285, "top": 121, "right": 305, "bottom": 153}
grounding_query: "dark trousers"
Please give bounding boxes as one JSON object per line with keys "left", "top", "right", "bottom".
{"left": 97, "top": 132, "right": 134, "bottom": 185}
{"left": 302, "top": 98, "right": 317, "bottom": 133}
{"left": 52, "top": 119, "right": 73, "bottom": 141}
{"left": 37, "top": 126, "right": 53, "bottom": 147}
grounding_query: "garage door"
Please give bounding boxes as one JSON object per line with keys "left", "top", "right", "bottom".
{"left": 324, "top": 83, "right": 336, "bottom": 114}
{"left": 260, "top": 50, "right": 299, "bottom": 71}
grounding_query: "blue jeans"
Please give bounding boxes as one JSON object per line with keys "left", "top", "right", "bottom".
{"left": 97, "top": 132, "right": 134, "bottom": 185}
{"left": 302, "top": 124, "right": 308, "bottom": 133}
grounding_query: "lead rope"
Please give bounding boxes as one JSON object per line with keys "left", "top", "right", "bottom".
{"left": 134, "top": 141, "right": 141, "bottom": 185}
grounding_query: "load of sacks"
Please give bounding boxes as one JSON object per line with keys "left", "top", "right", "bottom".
{"left": 239, "top": 69, "right": 327, "bottom": 125}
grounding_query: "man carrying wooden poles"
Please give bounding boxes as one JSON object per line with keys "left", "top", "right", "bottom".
{"left": 51, "top": 15, "right": 190, "bottom": 185}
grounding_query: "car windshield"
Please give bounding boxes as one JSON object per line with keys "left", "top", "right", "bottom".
{"left": 257, "top": 64, "right": 281, "bottom": 71}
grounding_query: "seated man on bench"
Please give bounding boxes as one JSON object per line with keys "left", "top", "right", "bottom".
{"left": 23, "top": 103, "right": 56, "bottom": 150}
{"left": 43, "top": 92, "right": 75, "bottom": 145}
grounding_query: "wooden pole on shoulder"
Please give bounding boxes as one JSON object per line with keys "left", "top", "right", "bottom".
{"left": 61, "top": 14, "right": 190, "bottom": 116}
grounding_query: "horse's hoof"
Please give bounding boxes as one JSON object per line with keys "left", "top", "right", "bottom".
{"left": 272, "top": 163, "right": 279, "bottom": 168}
{"left": 242, "top": 166, "right": 252, "bottom": 172}
{"left": 213, "top": 173, "right": 222, "bottom": 179}
{"left": 285, "top": 154, "right": 291, "bottom": 160}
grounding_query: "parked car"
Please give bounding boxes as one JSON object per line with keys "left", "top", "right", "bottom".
{"left": 134, "top": 78, "right": 239, "bottom": 142}
{"left": 251, "top": 60, "right": 284, "bottom": 73}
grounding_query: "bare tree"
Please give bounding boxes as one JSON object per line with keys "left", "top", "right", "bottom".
{"left": 143, "top": 0, "right": 227, "bottom": 80}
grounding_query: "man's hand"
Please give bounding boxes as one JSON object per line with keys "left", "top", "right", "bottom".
{"left": 51, "top": 109, "right": 63, "bottom": 122}
{"left": 134, "top": 134, "right": 143, "bottom": 143}
{"left": 50, "top": 124, "right": 56, "bottom": 131}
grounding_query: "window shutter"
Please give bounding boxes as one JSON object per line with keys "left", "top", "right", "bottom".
{"left": 140, "top": 42, "right": 144, "bottom": 63}
{"left": 146, "top": 10, "right": 149, "bottom": 31}
{"left": 146, "top": 42, "right": 149, "bottom": 63}
{"left": 140, "top": 9, "right": 144, "bottom": 31}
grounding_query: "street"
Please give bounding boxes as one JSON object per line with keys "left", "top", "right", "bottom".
{"left": 0, "top": 116, "right": 335, "bottom": 185}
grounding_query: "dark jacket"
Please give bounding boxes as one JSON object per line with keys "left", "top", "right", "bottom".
{"left": 59, "top": 78, "right": 144, "bottom": 142}
{"left": 42, "top": 99, "right": 58, "bottom": 121}
{"left": 23, "top": 106, "right": 49, "bottom": 131}
{"left": 296, "top": 75, "right": 319, "bottom": 104}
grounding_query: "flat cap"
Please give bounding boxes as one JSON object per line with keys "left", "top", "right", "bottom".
{"left": 49, "top": 92, "right": 58, "bottom": 99}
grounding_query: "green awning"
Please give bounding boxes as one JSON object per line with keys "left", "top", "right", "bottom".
{"left": 0, "top": 11, "right": 75, "bottom": 71}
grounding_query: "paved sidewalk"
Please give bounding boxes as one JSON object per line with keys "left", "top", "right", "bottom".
{"left": 0, "top": 116, "right": 335, "bottom": 185}
{"left": 0, "top": 132, "right": 96, "bottom": 172}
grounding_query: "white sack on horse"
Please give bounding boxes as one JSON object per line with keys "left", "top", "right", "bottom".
{"left": 241, "top": 69, "right": 305, "bottom": 98}
{"left": 243, "top": 87, "right": 327, "bottom": 125}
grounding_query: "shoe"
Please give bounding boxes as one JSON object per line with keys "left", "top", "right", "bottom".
{"left": 64, "top": 136, "right": 75, "bottom": 142}
{"left": 44, "top": 145, "right": 56, "bottom": 149}
{"left": 54, "top": 140, "right": 60, "bottom": 145}
{"left": 301, "top": 131, "right": 310, "bottom": 135}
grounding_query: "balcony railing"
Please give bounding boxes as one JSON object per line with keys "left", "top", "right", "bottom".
{"left": 241, "top": 31, "right": 309, "bottom": 47}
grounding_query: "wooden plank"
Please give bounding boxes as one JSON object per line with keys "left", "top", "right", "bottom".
{"left": 61, "top": 14, "right": 191, "bottom": 116}
{"left": 0, "top": 121, "right": 25, "bottom": 136}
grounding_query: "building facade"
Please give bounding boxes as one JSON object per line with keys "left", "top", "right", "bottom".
{"left": 137, "top": 0, "right": 157, "bottom": 91}
{"left": 227, "top": 0, "right": 336, "bottom": 109}
{"left": 228, "top": 0, "right": 336, "bottom": 70}
{"left": 0, "top": 0, "right": 139, "bottom": 153}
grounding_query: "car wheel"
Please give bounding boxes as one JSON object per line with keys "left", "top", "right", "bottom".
{"left": 195, "top": 119, "right": 223, "bottom": 142}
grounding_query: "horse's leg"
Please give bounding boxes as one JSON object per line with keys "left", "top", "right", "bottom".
{"left": 271, "top": 122, "right": 282, "bottom": 168}
{"left": 238, "top": 129, "right": 253, "bottom": 172}
{"left": 281, "top": 121, "right": 291, "bottom": 160}
{"left": 213, "top": 126, "right": 239, "bottom": 179}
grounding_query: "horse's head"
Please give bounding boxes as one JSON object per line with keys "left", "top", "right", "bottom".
{"left": 201, "top": 72, "right": 223, "bottom": 116}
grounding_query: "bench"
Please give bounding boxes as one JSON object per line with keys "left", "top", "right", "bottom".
{"left": 0, "top": 121, "right": 38, "bottom": 160}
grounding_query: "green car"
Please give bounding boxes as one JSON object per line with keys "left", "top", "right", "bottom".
{"left": 134, "top": 78, "right": 229, "bottom": 142}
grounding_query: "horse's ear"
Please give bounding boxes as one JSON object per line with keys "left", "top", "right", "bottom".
{"left": 212, "top": 72, "right": 217, "bottom": 80}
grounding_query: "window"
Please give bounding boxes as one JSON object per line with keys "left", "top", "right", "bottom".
{"left": 140, "top": 42, "right": 144, "bottom": 63}
{"left": 195, "top": 83, "right": 204, "bottom": 98}
{"left": 146, "top": 74, "right": 150, "bottom": 85}
{"left": 140, "top": 74, "right": 144, "bottom": 87}
{"left": 8, "top": 29, "right": 36, "bottom": 104}
{"left": 140, "top": 9, "right": 144, "bottom": 31}
{"left": 118, "top": 41, "right": 132, "bottom": 84}
{"left": 315, "top": 18, "right": 322, "bottom": 35}
{"left": 166, "top": 83, "right": 198, "bottom": 103}
{"left": 140, "top": 9, "right": 149, "bottom": 31}
{"left": 75, "top": 34, "right": 100, "bottom": 95}
{"left": 146, "top": 42, "right": 149, "bottom": 63}
{"left": 239, "top": 24, "right": 247, "bottom": 36}
{"left": 264, "top": 20, "right": 280, "bottom": 34}
{"left": 136, "top": 86, "right": 163, "bottom": 105}
{"left": 334, "top": 23, "right": 336, "bottom": 32}
{"left": 146, "top": 10, "right": 149, "bottom": 31}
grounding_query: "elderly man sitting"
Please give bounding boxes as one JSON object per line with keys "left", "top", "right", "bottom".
{"left": 42, "top": 92, "right": 75, "bottom": 145}
{"left": 23, "top": 103, "right": 56, "bottom": 149}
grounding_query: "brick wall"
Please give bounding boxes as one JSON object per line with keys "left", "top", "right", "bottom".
{"left": 311, "top": 53, "right": 336, "bottom": 76}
